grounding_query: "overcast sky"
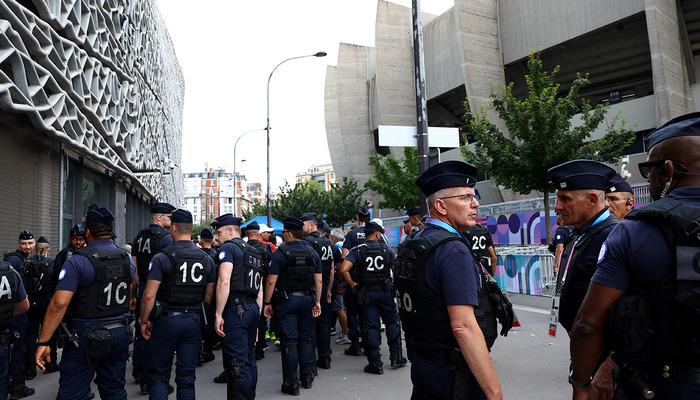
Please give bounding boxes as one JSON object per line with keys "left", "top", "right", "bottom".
{"left": 157, "top": 0, "right": 453, "bottom": 192}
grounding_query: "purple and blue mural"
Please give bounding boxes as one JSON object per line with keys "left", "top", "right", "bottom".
{"left": 493, "top": 254, "right": 547, "bottom": 296}
{"left": 477, "top": 212, "right": 557, "bottom": 246}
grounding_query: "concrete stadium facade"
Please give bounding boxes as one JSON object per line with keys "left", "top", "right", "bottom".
{"left": 0, "top": 0, "right": 184, "bottom": 250}
{"left": 325, "top": 0, "right": 700, "bottom": 212}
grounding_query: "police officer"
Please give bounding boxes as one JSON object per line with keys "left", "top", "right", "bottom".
{"left": 35, "top": 206, "right": 134, "bottom": 399}
{"left": 301, "top": 212, "right": 340, "bottom": 370}
{"left": 24, "top": 237, "right": 54, "bottom": 380}
{"left": 199, "top": 228, "right": 218, "bottom": 259}
{"left": 198, "top": 227, "right": 219, "bottom": 365}
{"left": 4, "top": 230, "right": 36, "bottom": 399}
{"left": 403, "top": 207, "right": 423, "bottom": 239}
{"left": 340, "top": 221, "right": 406, "bottom": 375}
{"left": 132, "top": 202, "right": 175, "bottom": 394}
{"left": 605, "top": 173, "right": 636, "bottom": 219}
{"left": 263, "top": 218, "right": 322, "bottom": 395}
{"left": 244, "top": 222, "right": 273, "bottom": 361}
{"left": 140, "top": 209, "right": 216, "bottom": 400}
{"left": 211, "top": 214, "right": 265, "bottom": 400}
{"left": 394, "top": 161, "right": 502, "bottom": 399}
{"left": 0, "top": 260, "right": 30, "bottom": 400}
{"left": 550, "top": 216, "right": 573, "bottom": 275}
{"left": 465, "top": 224, "right": 497, "bottom": 276}
{"left": 569, "top": 113, "right": 700, "bottom": 400}
{"left": 547, "top": 160, "right": 619, "bottom": 335}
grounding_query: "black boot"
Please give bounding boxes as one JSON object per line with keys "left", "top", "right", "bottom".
{"left": 301, "top": 375, "right": 313, "bottom": 389}
{"left": 344, "top": 341, "right": 362, "bottom": 356}
{"left": 316, "top": 358, "right": 331, "bottom": 369}
{"left": 255, "top": 347, "right": 265, "bottom": 361}
{"left": 281, "top": 382, "right": 299, "bottom": 396}
{"left": 363, "top": 362, "right": 384, "bottom": 375}
{"left": 139, "top": 383, "right": 149, "bottom": 396}
{"left": 9, "top": 382, "right": 35, "bottom": 400}
{"left": 390, "top": 355, "right": 408, "bottom": 368}
{"left": 214, "top": 369, "right": 229, "bottom": 384}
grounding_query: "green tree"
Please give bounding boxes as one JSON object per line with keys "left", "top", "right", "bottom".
{"left": 242, "top": 200, "right": 267, "bottom": 221}
{"left": 190, "top": 222, "right": 209, "bottom": 240}
{"left": 273, "top": 181, "right": 327, "bottom": 220}
{"left": 462, "top": 53, "right": 635, "bottom": 244}
{"left": 323, "top": 178, "right": 365, "bottom": 227}
{"left": 365, "top": 147, "right": 421, "bottom": 211}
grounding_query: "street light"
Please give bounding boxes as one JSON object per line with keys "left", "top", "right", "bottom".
{"left": 234, "top": 129, "right": 265, "bottom": 216}
{"left": 265, "top": 51, "right": 327, "bottom": 226}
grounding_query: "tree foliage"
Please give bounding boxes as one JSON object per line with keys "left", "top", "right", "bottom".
{"left": 462, "top": 52, "right": 635, "bottom": 243}
{"left": 365, "top": 147, "right": 421, "bottom": 211}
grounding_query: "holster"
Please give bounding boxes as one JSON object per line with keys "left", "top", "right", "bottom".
{"left": 149, "top": 301, "right": 163, "bottom": 321}
{"left": 86, "top": 326, "right": 113, "bottom": 363}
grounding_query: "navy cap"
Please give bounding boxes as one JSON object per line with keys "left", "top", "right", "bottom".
{"left": 171, "top": 209, "right": 193, "bottom": 224}
{"left": 301, "top": 212, "right": 317, "bottom": 222}
{"left": 69, "top": 224, "right": 85, "bottom": 237}
{"left": 645, "top": 112, "right": 700, "bottom": 149}
{"left": 200, "top": 228, "right": 214, "bottom": 240}
{"left": 322, "top": 225, "right": 332, "bottom": 234}
{"left": 150, "top": 202, "right": 176, "bottom": 214}
{"left": 547, "top": 160, "right": 616, "bottom": 191}
{"left": 406, "top": 207, "right": 421, "bottom": 216}
{"left": 86, "top": 207, "right": 115, "bottom": 224}
{"left": 247, "top": 221, "right": 261, "bottom": 231}
{"left": 211, "top": 213, "right": 242, "bottom": 229}
{"left": 364, "top": 221, "right": 385, "bottom": 235}
{"left": 416, "top": 161, "right": 478, "bottom": 196}
{"left": 18, "top": 230, "right": 34, "bottom": 240}
{"left": 283, "top": 217, "right": 304, "bottom": 231}
{"left": 607, "top": 174, "right": 633, "bottom": 193}
{"left": 37, "top": 236, "right": 50, "bottom": 245}
{"left": 87, "top": 203, "right": 100, "bottom": 212}
{"left": 357, "top": 207, "right": 370, "bottom": 218}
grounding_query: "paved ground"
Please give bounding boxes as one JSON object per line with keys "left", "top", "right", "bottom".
{"left": 28, "top": 305, "right": 570, "bottom": 399}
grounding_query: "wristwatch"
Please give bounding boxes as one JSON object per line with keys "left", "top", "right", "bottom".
{"left": 36, "top": 340, "right": 51, "bottom": 346}
{"left": 263, "top": 301, "right": 271, "bottom": 305}
{"left": 568, "top": 370, "right": 591, "bottom": 389}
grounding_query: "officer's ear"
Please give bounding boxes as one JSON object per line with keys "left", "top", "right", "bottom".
{"left": 661, "top": 160, "right": 675, "bottom": 180}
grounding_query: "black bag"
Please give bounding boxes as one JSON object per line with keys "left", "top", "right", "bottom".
{"left": 87, "top": 326, "right": 113, "bottom": 363}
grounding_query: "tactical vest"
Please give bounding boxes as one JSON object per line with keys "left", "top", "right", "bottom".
{"left": 200, "top": 247, "right": 218, "bottom": 262}
{"left": 247, "top": 240, "right": 271, "bottom": 275}
{"left": 71, "top": 246, "right": 132, "bottom": 319}
{"left": 357, "top": 244, "right": 391, "bottom": 290}
{"left": 609, "top": 198, "right": 700, "bottom": 372}
{"left": 304, "top": 234, "right": 334, "bottom": 287}
{"left": 134, "top": 225, "right": 169, "bottom": 282}
{"left": 3, "top": 250, "right": 28, "bottom": 272}
{"left": 157, "top": 245, "right": 211, "bottom": 307}
{"left": 0, "top": 262, "right": 19, "bottom": 326}
{"left": 393, "top": 228, "right": 498, "bottom": 351}
{"left": 466, "top": 226, "right": 490, "bottom": 261}
{"left": 277, "top": 243, "right": 316, "bottom": 293}
{"left": 556, "top": 215, "right": 619, "bottom": 333}
{"left": 223, "top": 239, "right": 264, "bottom": 298}
{"left": 24, "top": 255, "right": 53, "bottom": 307}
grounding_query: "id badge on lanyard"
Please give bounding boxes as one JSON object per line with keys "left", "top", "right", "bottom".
{"left": 549, "top": 236, "right": 582, "bottom": 337}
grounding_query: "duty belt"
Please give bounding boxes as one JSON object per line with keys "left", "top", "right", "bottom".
{"left": 103, "top": 320, "right": 127, "bottom": 330}
{"left": 162, "top": 307, "right": 200, "bottom": 317}
{"left": 289, "top": 291, "right": 311, "bottom": 297}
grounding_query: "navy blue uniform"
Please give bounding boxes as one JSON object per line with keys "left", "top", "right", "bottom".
{"left": 218, "top": 239, "right": 261, "bottom": 398}
{"left": 346, "top": 240, "right": 403, "bottom": 366}
{"left": 409, "top": 221, "right": 484, "bottom": 400}
{"left": 3, "top": 251, "right": 31, "bottom": 389}
{"left": 55, "top": 240, "right": 135, "bottom": 400}
{"left": 0, "top": 265, "right": 27, "bottom": 400}
{"left": 593, "top": 187, "right": 700, "bottom": 398}
{"left": 269, "top": 241, "right": 322, "bottom": 386}
{"left": 147, "top": 240, "right": 216, "bottom": 400}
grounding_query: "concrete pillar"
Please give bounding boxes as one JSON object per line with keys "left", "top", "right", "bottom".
{"left": 645, "top": 0, "right": 694, "bottom": 124}
{"left": 324, "top": 65, "right": 350, "bottom": 181}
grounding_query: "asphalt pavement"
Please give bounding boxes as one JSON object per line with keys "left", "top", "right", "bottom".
{"left": 28, "top": 305, "right": 570, "bottom": 399}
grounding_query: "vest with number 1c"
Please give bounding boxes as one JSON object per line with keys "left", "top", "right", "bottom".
{"left": 224, "top": 238, "right": 264, "bottom": 298}
{"left": 0, "top": 261, "right": 19, "bottom": 326}
{"left": 304, "top": 233, "right": 334, "bottom": 287}
{"left": 158, "top": 244, "right": 211, "bottom": 307}
{"left": 71, "top": 246, "right": 132, "bottom": 319}
{"left": 357, "top": 243, "right": 391, "bottom": 290}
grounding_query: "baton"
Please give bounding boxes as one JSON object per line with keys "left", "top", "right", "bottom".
{"left": 60, "top": 322, "right": 79, "bottom": 348}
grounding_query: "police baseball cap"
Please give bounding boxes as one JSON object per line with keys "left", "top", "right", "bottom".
{"left": 606, "top": 174, "right": 633, "bottom": 194}
{"left": 69, "top": 224, "right": 85, "bottom": 237}
{"left": 200, "top": 228, "right": 214, "bottom": 240}
{"left": 37, "top": 236, "right": 50, "bottom": 245}
{"left": 357, "top": 207, "right": 370, "bottom": 218}
{"left": 247, "top": 221, "right": 261, "bottom": 231}
{"left": 547, "top": 160, "right": 616, "bottom": 191}
{"left": 645, "top": 111, "right": 700, "bottom": 149}
{"left": 85, "top": 207, "right": 115, "bottom": 224}
{"left": 301, "top": 212, "right": 317, "bottom": 222}
{"left": 406, "top": 207, "right": 421, "bottom": 216}
{"left": 211, "top": 213, "right": 242, "bottom": 229}
{"left": 171, "top": 209, "right": 193, "bottom": 224}
{"left": 18, "top": 230, "right": 34, "bottom": 240}
{"left": 416, "top": 161, "right": 478, "bottom": 196}
{"left": 364, "top": 221, "right": 384, "bottom": 235}
{"left": 283, "top": 218, "right": 304, "bottom": 231}
{"left": 150, "top": 202, "right": 176, "bottom": 214}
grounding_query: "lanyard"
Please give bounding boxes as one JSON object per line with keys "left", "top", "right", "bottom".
{"left": 557, "top": 209, "right": 611, "bottom": 291}
{"left": 427, "top": 218, "right": 462, "bottom": 238}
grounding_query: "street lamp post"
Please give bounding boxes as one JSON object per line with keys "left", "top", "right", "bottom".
{"left": 233, "top": 129, "right": 265, "bottom": 216}
{"left": 265, "top": 51, "right": 327, "bottom": 226}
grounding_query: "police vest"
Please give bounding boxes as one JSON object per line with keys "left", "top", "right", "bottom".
{"left": 71, "top": 247, "right": 132, "bottom": 319}
{"left": 0, "top": 261, "right": 19, "bottom": 326}
{"left": 466, "top": 226, "right": 490, "bottom": 261}
{"left": 157, "top": 245, "right": 211, "bottom": 307}
{"left": 356, "top": 243, "right": 391, "bottom": 290}
{"left": 393, "top": 228, "right": 498, "bottom": 351}
{"left": 201, "top": 247, "right": 218, "bottom": 262}
{"left": 3, "top": 250, "right": 28, "bottom": 272}
{"left": 304, "top": 234, "right": 334, "bottom": 287}
{"left": 556, "top": 215, "right": 619, "bottom": 333}
{"left": 277, "top": 243, "right": 316, "bottom": 293}
{"left": 247, "top": 240, "right": 271, "bottom": 275}
{"left": 223, "top": 239, "right": 264, "bottom": 298}
{"left": 133, "top": 226, "right": 169, "bottom": 282}
{"left": 24, "top": 255, "right": 53, "bottom": 308}
{"left": 608, "top": 198, "right": 700, "bottom": 372}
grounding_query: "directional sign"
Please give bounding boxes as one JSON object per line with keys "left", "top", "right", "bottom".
{"left": 378, "top": 125, "right": 460, "bottom": 148}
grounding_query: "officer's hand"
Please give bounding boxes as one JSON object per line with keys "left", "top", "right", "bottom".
{"left": 130, "top": 298, "right": 137, "bottom": 311}
{"left": 572, "top": 387, "right": 598, "bottom": 400}
{"left": 140, "top": 321, "right": 152, "bottom": 340}
{"left": 215, "top": 314, "right": 225, "bottom": 337}
{"left": 326, "top": 291, "right": 332, "bottom": 304}
{"left": 263, "top": 304, "right": 273, "bottom": 319}
{"left": 591, "top": 357, "right": 615, "bottom": 400}
{"left": 312, "top": 303, "right": 321, "bottom": 318}
{"left": 35, "top": 345, "right": 50, "bottom": 371}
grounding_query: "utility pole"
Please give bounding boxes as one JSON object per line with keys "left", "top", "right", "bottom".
{"left": 412, "top": 0, "right": 430, "bottom": 212}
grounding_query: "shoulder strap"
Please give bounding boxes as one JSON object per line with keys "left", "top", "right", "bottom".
{"left": 627, "top": 198, "right": 700, "bottom": 241}
{"left": 405, "top": 229, "right": 461, "bottom": 261}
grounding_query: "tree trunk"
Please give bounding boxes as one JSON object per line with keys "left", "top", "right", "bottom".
{"left": 543, "top": 189, "right": 552, "bottom": 245}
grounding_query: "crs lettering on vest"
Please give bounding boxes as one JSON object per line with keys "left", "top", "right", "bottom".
{"left": 677, "top": 246, "right": 700, "bottom": 279}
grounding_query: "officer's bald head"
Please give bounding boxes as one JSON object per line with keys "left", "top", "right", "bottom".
{"left": 647, "top": 136, "right": 700, "bottom": 199}
{"left": 649, "top": 135, "right": 700, "bottom": 168}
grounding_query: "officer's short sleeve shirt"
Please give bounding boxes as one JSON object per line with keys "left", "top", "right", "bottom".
{"left": 217, "top": 241, "right": 245, "bottom": 268}
{"left": 553, "top": 226, "right": 571, "bottom": 246}
{"left": 342, "top": 227, "right": 367, "bottom": 251}
{"left": 422, "top": 225, "right": 480, "bottom": 306}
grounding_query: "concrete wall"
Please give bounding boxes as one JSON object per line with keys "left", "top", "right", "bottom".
{"left": 424, "top": 8, "right": 465, "bottom": 99}
{"left": 499, "top": 0, "right": 645, "bottom": 64}
{"left": 324, "top": 66, "right": 351, "bottom": 182}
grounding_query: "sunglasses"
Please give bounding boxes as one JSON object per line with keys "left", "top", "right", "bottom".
{"left": 638, "top": 160, "right": 689, "bottom": 179}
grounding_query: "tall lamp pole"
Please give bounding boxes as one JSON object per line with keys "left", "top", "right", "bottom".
{"left": 233, "top": 129, "right": 265, "bottom": 216}
{"left": 266, "top": 51, "right": 327, "bottom": 226}
{"left": 412, "top": 0, "right": 430, "bottom": 214}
